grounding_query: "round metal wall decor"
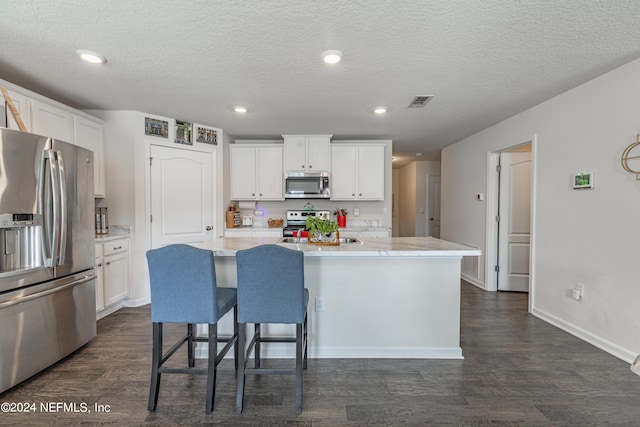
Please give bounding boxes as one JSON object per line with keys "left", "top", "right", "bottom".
{"left": 621, "top": 134, "right": 640, "bottom": 180}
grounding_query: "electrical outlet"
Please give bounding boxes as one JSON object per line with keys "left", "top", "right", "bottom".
{"left": 354, "top": 208, "right": 360, "bottom": 217}
{"left": 573, "top": 283, "right": 584, "bottom": 300}
{"left": 315, "top": 296, "right": 325, "bottom": 312}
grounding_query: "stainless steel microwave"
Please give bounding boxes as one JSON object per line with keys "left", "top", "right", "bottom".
{"left": 284, "top": 172, "right": 330, "bottom": 199}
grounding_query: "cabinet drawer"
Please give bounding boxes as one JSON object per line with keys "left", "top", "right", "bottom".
{"left": 102, "top": 238, "right": 130, "bottom": 256}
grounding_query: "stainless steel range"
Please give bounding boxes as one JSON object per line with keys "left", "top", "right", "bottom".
{"left": 283, "top": 210, "right": 331, "bottom": 237}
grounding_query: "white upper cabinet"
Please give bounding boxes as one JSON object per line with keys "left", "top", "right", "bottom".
{"left": 331, "top": 144, "right": 385, "bottom": 200}
{"left": 230, "top": 144, "right": 284, "bottom": 200}
{"left": 30, "top": 99, "right": 73, "bottom": 142}
{"left": 283, "top": 134, "right": 331, "bottom": 172}
{"left": 1, "top": 89, "right": 31, "bottom": 131}
{"left": 73, "top": 116, "right": 106, "bottom": 197}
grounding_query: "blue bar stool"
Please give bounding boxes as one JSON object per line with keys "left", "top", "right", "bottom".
{"left": 235, "top": 244, "right": 309, "bottom": 414}
{"left": 146, "top": 244, "right": 238, "bottom": 414}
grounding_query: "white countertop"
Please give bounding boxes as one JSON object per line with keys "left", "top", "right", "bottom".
{"left": 95, "top": 229, "right": 131, "bottom": 242}
{"left": 194, "top": 236, "right": 481, "bottom": 258}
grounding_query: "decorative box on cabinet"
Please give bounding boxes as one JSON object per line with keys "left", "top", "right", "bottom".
{"left": 229, "top": 144, "right": 283, "bottom": 200}
{"left": 283, "top": 134, "right": 331, "bottom": 172}
{"left": 331, "top": 144, "right": 385, "bottom": 200}
{"left": 74, "top": 116, "right": 106, "bottom": 197}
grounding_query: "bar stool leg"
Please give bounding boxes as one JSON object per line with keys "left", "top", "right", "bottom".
{"left": 236, "top": 323, "right": 246, "bottom": 414}
{"left": 295, "top": 322, "right": 303, "bottom": 415}
{"left": 148, "top": 322, "right": 163, "bottom": 412}
{"left": 206, "top": 324, "right": 218, "bottom": 414}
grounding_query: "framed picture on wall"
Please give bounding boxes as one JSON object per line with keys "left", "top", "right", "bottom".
{"left": 144, "top": 117, "right": 169, "bottom": 138}
{"left": 573, "top": 172, "right": 594, "bottom": 189}
{"left": 175, "top": 120, "right": 192, "bottom": 145}
{"left": 196, "top": 125, "right": 217, "bottom": 145}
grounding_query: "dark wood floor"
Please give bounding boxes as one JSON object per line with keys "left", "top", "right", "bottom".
{"left": 2, "top": 282, "right": 639, "bottom": 426}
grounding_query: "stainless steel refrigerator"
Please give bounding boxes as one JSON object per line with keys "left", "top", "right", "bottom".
{"left": 0, "top": 127, "right": 96, "bottom": 393}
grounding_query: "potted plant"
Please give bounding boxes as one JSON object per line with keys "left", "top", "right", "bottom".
{"left": 306, "top": 214, "right": 339, "bottom": 245}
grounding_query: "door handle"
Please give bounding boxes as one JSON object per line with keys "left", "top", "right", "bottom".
{"left": 206, "top": 226, "right": 213, "bottom": 231}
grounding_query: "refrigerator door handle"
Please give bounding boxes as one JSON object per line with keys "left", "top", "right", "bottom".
{"left": 38, "top": 148, "right": 55, "bottom": 268}
{"left": 0, "top": 274, "right": 95, "bottom": 309}
{"left": 56, "top": 150, "right": 67, "bottom": 266}
{"left": 47, "top": 149, "right": 60, "bottom": 268}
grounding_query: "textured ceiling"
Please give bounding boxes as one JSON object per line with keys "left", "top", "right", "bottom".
{"left": 1, "top": 1, "right": 640, "bottom": 166}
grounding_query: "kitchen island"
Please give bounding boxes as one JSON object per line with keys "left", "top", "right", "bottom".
{"left": 194, "top": 237, "right": 481, "bottom": 359}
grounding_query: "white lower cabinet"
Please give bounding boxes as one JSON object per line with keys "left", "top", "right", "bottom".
{"left": 340, "top": 229, "right": 391, "bottom": 239}
{"left": 95, "top": 244, "right": 104, "bottom": 312}
{"left": 225, "top": 228, "right": 282, "bottom": 238}
{"left": 95, "top": 238, "right": 130, "bottom": 317}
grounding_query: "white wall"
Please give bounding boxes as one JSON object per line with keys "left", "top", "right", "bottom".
{"left": 441, "top": 58, "right": 640, "bottom": 362}
{"left": 398, "top": 161, "right": 441, "bottom": 236}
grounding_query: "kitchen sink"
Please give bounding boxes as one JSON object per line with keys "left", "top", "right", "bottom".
{"left": 277, "top": 237, "right": 363, "bottom": 244}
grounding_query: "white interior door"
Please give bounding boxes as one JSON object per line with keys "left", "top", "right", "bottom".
{"left": 428, "top": 175, "right": 441, "bottom": 238}
{"left": 150, "top": 145, "right": 214, "bottom": 248}
{"left": 497, "top": 152, "right": 532, "bottom": 292}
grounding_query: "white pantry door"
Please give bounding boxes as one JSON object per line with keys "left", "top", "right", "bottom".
{"left": 428, "top": 175, "right": 441, "bottom": 238}
{"left": 497, "top": 152, "right": 531, "bottom": 292}
{"left": 150, "top": 145, "right": 215, "bottom": 248}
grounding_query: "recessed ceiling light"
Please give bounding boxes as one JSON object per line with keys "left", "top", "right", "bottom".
{"left": 76, "top": 49, "right": 106, "bottom": 64}
{"left": 234, "top": 106, "right": 248, "bottom": 113}
{"left": 374, "top": 107, "right": 387, "bottom": 114}
{"left": 322, "top": 50, "right": 343, "bottom": 64}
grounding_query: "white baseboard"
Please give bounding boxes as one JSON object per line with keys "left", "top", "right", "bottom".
{"left": 123, "top": 297, "right": 149, "bottom": 308}
{"left": 96, "top": 302, "right": 125, "bottom": 320}
{"left": 197, "top": 344, "right": 463, "bottom": 360}
{"left": 461, "top": 273, "right": 485, "bottom": 290}
{"left": 532, "top": 306, "right": 637, "bottom": 364}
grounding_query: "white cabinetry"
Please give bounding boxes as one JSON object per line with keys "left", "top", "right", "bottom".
{"left": 225, "top": 228, "right": 282, "bottom": 238}
{"left": 331, "top": 144, "right": 385, "bottom": 200}
{"left": 230, "top": 144, "right": 283, "bottom": 200}
{"left": 1, "top": 89, "right": 31, "bottom": 130}
{"left": 30, "top": 99, "right": 73, "bottom": 142}
{"left": 283, "top": 134, "right": 331, "bottom": 172}
{"left": 74, "top": 116, "right": 106, "bottom": 197}
{"left": 95, "top": 238, "right": 130, "bottom": 318}
{"left": 95, "top": 244, "right": 105, "bottom": 312}
{"left": 339, "top": 229, "right": 391, "bottom": 239}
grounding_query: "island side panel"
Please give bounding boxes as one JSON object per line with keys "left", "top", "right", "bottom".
{"left": 211, "top": 254, "right": 463, "bottom": 359}
{"left": 307, "top": 256, "right": 462, "bottom": 358}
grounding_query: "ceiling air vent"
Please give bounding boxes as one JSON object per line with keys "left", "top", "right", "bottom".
{"left": 408, "top": 95, "right": 433, "bottom": 108}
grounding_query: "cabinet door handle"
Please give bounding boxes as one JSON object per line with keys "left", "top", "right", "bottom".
{"left": 301, "top": 165, "right": 305, "bottom": 168}
{"left": 252, "top": 193, "right": 255, "bottom": 196}
{"left": 259, "top": 193, "right": 262, "bottom": 197}
{"left": 206, "top": 226, "right": 213, "bottom": 231}
{"left": 106, "top": 261, "right": 111, "bottom": 266}
{"left": 309, "top": 165, "right": 313, "bottom": 169}
{"left": 97, "top": 263, "right": 103, "bottom": 267}
{"left": 352, "top": 193, "right": 355, "bottom": 196}
{"left": 113, "top": 245, "right": 122, "bottom": 250}
{"left": 359, "top": 193, "right": 362, "bottom": 197}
